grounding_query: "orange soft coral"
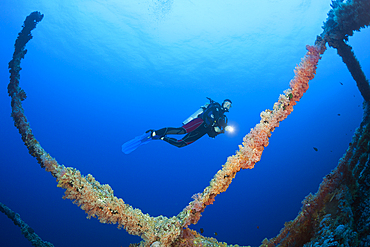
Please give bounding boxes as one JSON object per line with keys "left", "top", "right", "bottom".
{"left": 180, "top": 41, "right": 327, "bottom": 230}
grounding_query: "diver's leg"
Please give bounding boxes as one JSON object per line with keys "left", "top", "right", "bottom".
{"left": 146, "top": 128, "right": 184, "bottom": 138}
{"left": 182, "top": 118, "right": 204, "bottom": 133}
{"left": 162, "top": 136, "right": 188, "bottom": 148}
{"left": 153, "top": 127, "right": 186, "bottom": 137}
{"left": 180, "top": 131, "right": 206, "bottom": 145}
{"left": 162, "top": 131, "right": 206, "bottom": 148}
{"left": 148, "top": 118, "right": 204, "bottom": 138}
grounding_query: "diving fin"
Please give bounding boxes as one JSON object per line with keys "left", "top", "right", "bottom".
{"left": 121, "top": 132, "right": 154, "bottom": 154}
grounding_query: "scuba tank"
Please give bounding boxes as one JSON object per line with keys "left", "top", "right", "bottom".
{"left": 182, "top": 103, "right": 209, "bottom": 125}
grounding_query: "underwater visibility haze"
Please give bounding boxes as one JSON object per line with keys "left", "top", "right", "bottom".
{"left": 0, "top": 0, "right": 369, "bottom": 246}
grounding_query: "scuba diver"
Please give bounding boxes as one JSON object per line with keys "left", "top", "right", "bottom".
{"left": 122, "top": 98, "right": 232, "bottom": 154}
{"left": 147, "top": 98, "right": 232, "bottom": 147}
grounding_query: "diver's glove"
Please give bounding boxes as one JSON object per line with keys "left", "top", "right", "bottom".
{"left": 214, "top": 126, "right": 222, "bottom": 133}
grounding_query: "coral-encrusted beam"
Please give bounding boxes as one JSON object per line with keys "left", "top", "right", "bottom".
{"left": 0, "top": 202, "right": 54, "bottom": 247}
{"left": 179, "top": 39, "right": 327, "bottom": 229}
{"left": 322, "top": 0, "right": 370, "bottom": 102}
{"left": 7, "top": 11, "right": 182, "bottom": 247}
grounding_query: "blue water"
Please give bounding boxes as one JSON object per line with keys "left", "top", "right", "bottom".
{"left": 0, "top": 0, "right": 368, "bottom": 246}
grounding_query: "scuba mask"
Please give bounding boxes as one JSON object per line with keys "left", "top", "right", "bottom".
{"left": 222, "top": 99, "right": 232, "bottom": 111}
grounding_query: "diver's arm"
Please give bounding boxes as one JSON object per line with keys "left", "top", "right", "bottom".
{"left": 214, "top": 114, "right": 228, "bottom": 133}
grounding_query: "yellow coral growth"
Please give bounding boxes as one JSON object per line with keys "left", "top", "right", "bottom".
{"left": 40, "top": 153, "right": 180, "bottom": 245}
{"left": 180, "top": 41, "right": 327, "bottom": 231}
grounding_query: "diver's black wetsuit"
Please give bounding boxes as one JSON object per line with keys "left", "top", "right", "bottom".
{"left": 153, "top": 101, "right": 229, "bottom": 148}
